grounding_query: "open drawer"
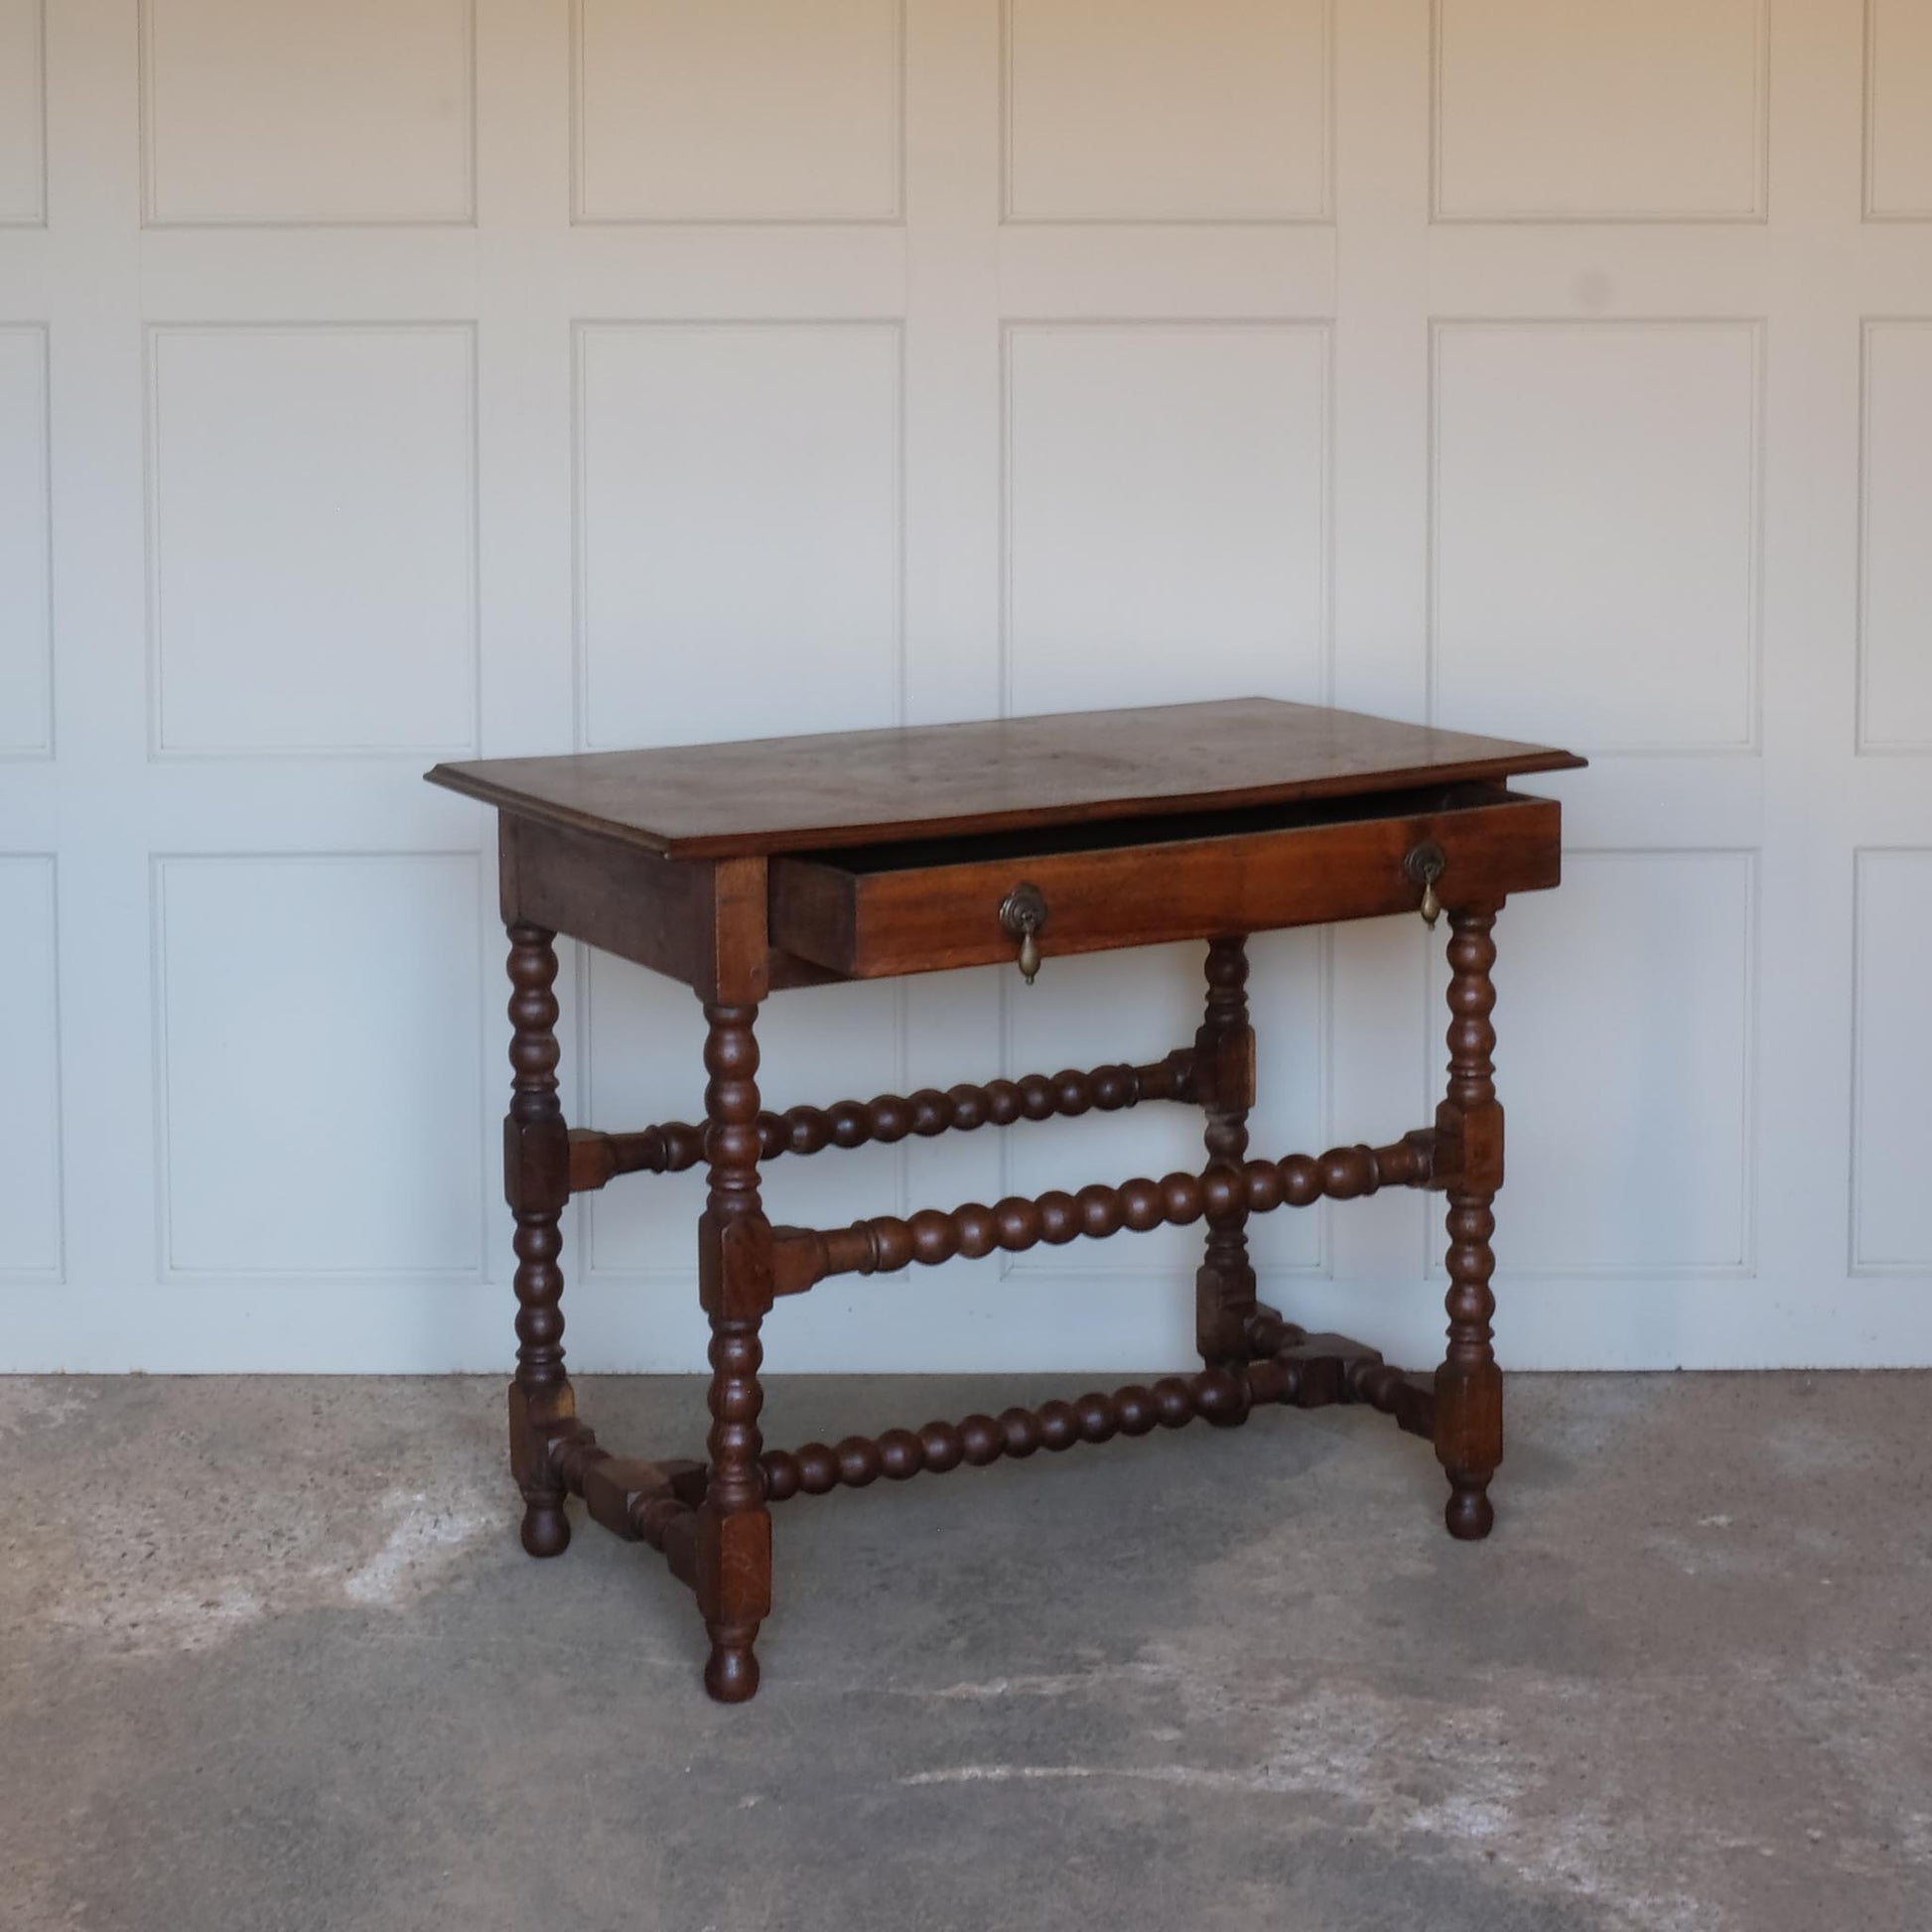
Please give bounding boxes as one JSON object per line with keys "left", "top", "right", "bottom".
{"left": 767, "top": 782, "right": 1562, "bottom": 981}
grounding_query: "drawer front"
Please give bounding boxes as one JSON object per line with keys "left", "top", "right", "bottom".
{"left": 769, "top": 792, "right": 1563, "bottom": 981}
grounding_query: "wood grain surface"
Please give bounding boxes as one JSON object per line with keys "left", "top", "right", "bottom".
{"left": 428, "top": 697, "right": 1585, "bottom": 858}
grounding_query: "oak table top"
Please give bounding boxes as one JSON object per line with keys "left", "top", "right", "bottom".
{"left": 426, "top": 696, "right": 1586, "bottom": 859}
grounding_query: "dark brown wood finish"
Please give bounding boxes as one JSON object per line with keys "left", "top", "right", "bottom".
{"left": 693, "top": 861, "right": 775, "bottom": 1704}
{"left": 565, "top": 1048, "right": 1199, "bottom": 1192}
{"left": 766, "top": 785, "right": 1559, "bottom": 982}
{"left": 447, "top": 699, "right": 1581, "bottom": 1702}
{"left": 758, "top": 1329, "right": 1435, "bottom": 1500}
{"left": 1436, "top": 906, "right": 1505, "bottom": 1540}
{"left": 695, "top": 996, "right": 771, "bottom": 1703}
{"left": 502, "top": 923, "right": 574, "bottom": 1560}
{"left": 1195, "top": 936, "right": 1257, "bottom": 1368}
{"left": 430, "top": 696, "right": 1584, "bottom": 859}
{"left": 774, "top": 1129, "right": 1439, "bottom": 1283}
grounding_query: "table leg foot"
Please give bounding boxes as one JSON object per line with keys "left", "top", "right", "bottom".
{"left": 704, "top": 1634, "right": 760, "bottom": 1703}
{"left": 520, "top": 1498, "right": 572, "bottom": 1559}
{"left": 1444, "top": 1475, "right": 1495, "bottom": 1542}
{"left": 508, "top": 1381, "right": 579, "bottom": 1558}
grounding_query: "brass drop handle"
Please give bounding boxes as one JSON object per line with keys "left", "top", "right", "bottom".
{"left": 999, "top": 882, "right": 1049, "bottom": 984}
{"left": 1404, "top": 841, "right": 1447, "bottom": 928}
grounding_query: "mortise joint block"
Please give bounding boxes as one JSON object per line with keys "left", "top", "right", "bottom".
{"left": 1434, "top": 1098, "right": 1503, "bottom": 1193}
{"left": 698, "top": 1209, "right": 776, "bottom": 1319}
{"left": 503, "top": 1114, "right": 569, "bottom": 1212}
{"left": 697, "top": 1507, "right": 772, "bottom": 1624}
{"left": 507, "top": 1380, "right": 579, "bottom": 1490}
{"left": 1191, "top": 1021, "right": 1256, "bottom": 1115}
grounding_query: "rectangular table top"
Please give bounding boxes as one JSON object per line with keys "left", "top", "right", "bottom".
{"left": 426, "top": 697, "right": 1585, "bottom": 860}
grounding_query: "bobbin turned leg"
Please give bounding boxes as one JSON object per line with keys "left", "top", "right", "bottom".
{"left": 504, "top": 921, "right": 574, "bottom": 1559}
{"left": 697, "top": 999, "right": 773, "bottom": 1703}
{"left": 1436, "top": 906, "right": 1503, "bottom": 1541}
{"left": 1195, "top": 937, "right": 1260, "bottom": 1371}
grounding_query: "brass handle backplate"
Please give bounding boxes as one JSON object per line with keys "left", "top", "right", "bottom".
{"left": 1404, "top": 840, "right": 1447, "bottom": 928}
{"left": 999, "top": 882, "right": 1049, "bottom": 984}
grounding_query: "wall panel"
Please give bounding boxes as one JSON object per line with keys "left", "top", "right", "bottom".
{"left": 574, "top": 0, "right": 902, "bottom": 222}
{"left": 1435, "top": 0, "right": 1766, "bottom": 220}
{"left": 0, "top": 0, "right": 44, "bottom": 224}
{"left": 154, "top": 854, "right": 483, "bottom": 1278}
{"left": 1865, "top": 0, "right": 1932, "bottom": 218}
{"left": 1005, "top": 0, "right": 1329, "bottom": 221}
{"left": 0, "top": 325, "right": 51, "bottom": 755}
{"left": 575, "top": 321, "right": 902, "bottom": 750}
{"left": 1859, "top": 321, "right": 1932, "bottom": 749}
{"left": 1853, "top": 850, "right": 1932, "bottom": 1270}
{"left": 147, "top": 325, "right": 478, "bottom": 757}
{"left": 1005, "top": 322, "right": 1329, "bottom": 713}
{"left": 1432, "top": 322, "right": 1759, "bottom": 753}
{"left": 141, "top": 0, "right": 474, "bottom": 224}
{"left": 0, "top": 856, "right": 62, "bottom": 1278}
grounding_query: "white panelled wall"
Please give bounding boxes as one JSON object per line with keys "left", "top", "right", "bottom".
{"left": 1, "top": 0, "right": 1929, "bottom": 1371}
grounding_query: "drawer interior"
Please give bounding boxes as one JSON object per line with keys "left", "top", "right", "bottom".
{"left": 793, "top": 779, "right": 1523, "bottom": 878}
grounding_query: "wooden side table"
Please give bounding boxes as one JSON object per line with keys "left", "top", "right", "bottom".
{"left": 428, "top": 698, "right": 1585, "bottom": 1702}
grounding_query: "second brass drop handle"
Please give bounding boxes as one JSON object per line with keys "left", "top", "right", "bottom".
{"left": 999, "top": 882, "right": 1049, "bottom": 984}
{"left": 1405, "top": 840, "right": 1448, "bottom": 928}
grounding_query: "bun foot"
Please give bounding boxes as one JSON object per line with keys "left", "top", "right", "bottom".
{"left": 704, "top": 1639, "right": 760, "bottom": 1704}
{"left": 520, "top": 1498, "right": 571, "bottom": 1558}
{"left": 1444, "top": 1477, "right": 1495, "bottom": 1541}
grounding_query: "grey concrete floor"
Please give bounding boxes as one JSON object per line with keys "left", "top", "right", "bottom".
{"left": 2, "top": 1372, "right": 1928, "bottom": 1932}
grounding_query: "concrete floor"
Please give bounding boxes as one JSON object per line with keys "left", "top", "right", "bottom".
{"left": 2, "top": 1372, "right": 1928, "bottom": 1932}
